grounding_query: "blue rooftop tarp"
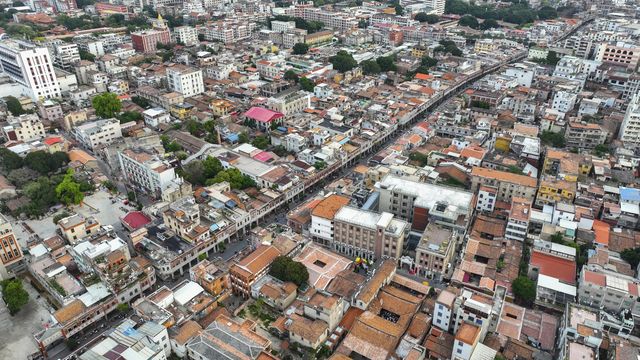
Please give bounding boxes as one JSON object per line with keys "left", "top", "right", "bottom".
{"left": 620, "top": 187, "right": 640, "bottom": 202}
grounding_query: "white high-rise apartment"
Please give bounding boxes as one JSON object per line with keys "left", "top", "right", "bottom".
{"left": 620, "top": 92, "right": 640, "bottom": 148}
{"left": 428, "top": 0, "right": 445, "bottom": 15}
{"left": 173, "top": 26, "right": 199, "bottom": 47}
{"left": 0, "top": 40, "right": 61, "bottom": 101}
{"left": 166, "top": 64, "right": 204, "bottom": 98}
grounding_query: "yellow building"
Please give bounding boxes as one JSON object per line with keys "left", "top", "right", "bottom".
{"left": 543, "top": 149, "right": 592, "bottom": 182}
{"left": 494, "top": 135, "right": 511, "bottom": 152}
{"left": 170, "top": 103, "right": 194, "bottom": 120}
{"left": 210, "top": 99, "right": 234, "bottom": 117}
{"left": 411, "top": 46, "right": 429, "bottom": 58}
{"left": 474, "top": 39, "right": 498, "bottom": 54}
{"left": 305, "top": 30, "right": 333, "bottom": 47}
{"left": 536, "top": 177, "right": 576, "bottom": 206}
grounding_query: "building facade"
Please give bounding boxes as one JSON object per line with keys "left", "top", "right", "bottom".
{"left": 0, "top": 40, "right": 61, "bottom": 101}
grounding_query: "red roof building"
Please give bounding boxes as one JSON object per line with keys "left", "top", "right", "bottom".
{"left": 121, "top": 211, "right": 152, "bottom": 231}
{"left": 244, "top": 107, "right": 284, "bottom": 123}
{"left": 530, "top": 251, "right": 577, "bottom": 285}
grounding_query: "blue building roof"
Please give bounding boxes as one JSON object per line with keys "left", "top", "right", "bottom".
{"left": 362, "top": 192, "right": 379, "bottom": 211}
{"left": 620, "top": 187, "right": 640, "bottom": 202}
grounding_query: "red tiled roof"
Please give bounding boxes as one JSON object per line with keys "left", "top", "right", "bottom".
{"left": 530, "top": 251, "right": 576, "bottom": 284}
{"left": 253, "top": 151, "right": 273, "bottom": 162}
{"left": 583, "top": 270, "right": 606, "bottom": 287}
{"left": 43, "top": 136, "right": 63, "bottom": 146}
{"left": 593, "top": 220, "right": 610, "bottom": 247}
{"left": 122, "top": 211, "right": 151, "bottom": 230}
{"left": 244, "top": 107, "right": 284, "bottom": 123}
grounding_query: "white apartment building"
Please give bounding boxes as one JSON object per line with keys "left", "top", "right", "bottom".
{"left": 166, "top": 65, "right": 204, "bottom": 98}
{"left": 0, "top": 40, "right": 61, "bottom": 101}
{"left": 505, "top": 63, "right": 536, "bottom": 87}
{"left": 204, "top": 21, "right": 253, "bottom": 44}
{"left": 578, "top": 268, "right": 640, "bottom": 318}
{"left": 505, "top": 197, "right": 531, "bottom": 242}
{"left": 271, "top": 20, "right": 296, "bottom": 32}
{"left": 118, "top": 148, "right": 176, "bottom": 196}
{"left": 173, "top": 26, "right": 199, "bottom": 46}
{"left": 332, "top": 206, "right": 408, "bottom": 261}
{"left": 427, "top": 0, "right": 445, "bottom": 15}
{"left": 76, "top": 38, "right": 105, "bottom": 57}
{"left": 310, "top": 194, "right": 350, "bottom": 245}
{"left": 433, "top": 290, "right": 455, "bottom": 331}
{"left": 1, "top": 114, "right": 45, "bottom": 142}
{"left": 143, "top": 107, "right": 171, "bottom": 128}
{"left": 551, "top": 87, "right": 578, "bottom": 114}
{"left": 267, "top": 89, "right": 311, "bottom": 117}
{"left": 619, "top": 92, "right": 640, "bottom": 149}
{"left": 74, "top": 118, "right": 122, "bottom": 150}
{"left": 48, "top": 42, "right": 80, "bottom": 70}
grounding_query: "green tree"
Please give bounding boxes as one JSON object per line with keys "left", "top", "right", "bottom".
{"left": 593, "top": 144, "right": 609, "bottom": 157}
{"left": 545, "top": 50, "right": 560, "bottom": 65}
{"left": 540, "top": 131, "right": 565, "bottom": 147}
{"left": 415, "top": 12, "right": 439, "bottom": 23}
{"left": 329, "top": 50, "right": 357, "bottom": 72}
{"left": 252, "top": 135, "right": 270, "bottom": 149}
{"left": 92, "top": 92, "right": 122, "bottom": 118}
{"left": 550, "top": 231, "right": 564, "bottom": 243}
{"left": 361, "top": 60, "right": 381, "bottom": 75}
{"left": 458, "top": 15, "right": 479, "bottom": 29}
{"left": 117, "top": 111, "right": 142, "bottom": 123}
{"left": 284, "top": 70, "right": 299, "bottom": 82}
{"left": 621, "top": 248, "right": 640, "bottom": 269}
{"left": 1, "top": 278, "right": 29, "bottom": 315}
{"left": 0, "top": 148, "right": 24, "bottom": 172}
{"left": 180, "top": 160, "right": 207, "bottom": 186}
{"left": 131, "top": 96, "right": 151, "bottom": 109}
{"left": 511, "top": 276, "right": 536, "bottom": 306}
{"left": 79, "top": 49, "right": 95, "bottom": 61}
{"left": 358, "top": 19, "right": 368, "bottom": 28}
{"left": 394, "top": 3, "right": 404, "bottom": 15}
{"left": 299, "top": 77, "right": 315, "bottom": 92}
{"left": 421, "top": 56, "right": 438, "bottom": 67}
{"left": 269, "top": 256, "right": 309, "bottom": 286}
{"left": 208, "top": 168, "right": 256, "bottom": 189}
{"left": 56, "top": 170, "right": 84, "bottom": 206}
{"left": 480, "top": 19, "right": 500, "bottom": 29}
{"left": 4, "top": 96, "right": 25, "bottom": 116}
{"left": 314, "top": 161, "right": 327, "bottom": 170}
{"left": 238, "top": 132, "right": 250, "bottom": 144}
{"left": 292, "top": 42, "right": 309, "bottom": 55}
{"left": 24, "top": 151, "right": 69, "bottom": 175}
{"left": 116, "top": 303, "right": 129, "bottom": 312}
{"left": 376, "top": 56, "right": 396, "bottom": 72}
{"left": 202, "top": 156, "right": 223, "bottom": 179}
{"left": 537, "top": 5, "right": 557, "bottom": 20}
{"left": 198, "top": 253, "right": 207, "bottom": 261}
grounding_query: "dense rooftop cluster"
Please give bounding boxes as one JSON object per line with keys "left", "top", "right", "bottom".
{"left": 0, "top": 0, "right": 639, "bottom": 359}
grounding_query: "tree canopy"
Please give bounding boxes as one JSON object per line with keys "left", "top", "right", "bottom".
{"left": 0, "top": 148, "right": 24, "bottom": 172}
{"left": 269, "top": 256, "right": 309, "bottom": 286}
{"left": 4, "top": 96, "right": 25, "bottom": 116}
{"left": 24, "top": 151, "right": 69, "bottom": 175}
{"left": 292, "top": 42, "right": 309, "bottom": 55}
{"left": 376, "top": 56, "right": 396, "bottom": 72}
{"left": 329, "top": 50, "right": 357, "bottom": 72}
{"left": 540, "top": 131, "right": 565, "bottom": 147}
{"left": 512, "top": 276, "right": 536, "bottom": 306}
{"left": 56, "top": 170, "right": 84, "bottom": 206}
{"left": 299, "top": 77, "right": 315, "bottom": 92}
{"left": 361, "top": 60, "right": 381, "bottom": 75}
{"left": 458, "top": 15, "right": 479, "bottom": 29}
{"left": 621, "top": 248, "right": 640, "bottom": 270}
{"left": 445, "top": 0, "right": 556, "bottom": 25}
{"left": 1, "top": 278, "right": 29, "bottom": 315}
{"left": 415, "top": 12, "right": 440, "bottom": 23}
{"left": 92, "top": 92, "right": 122, "bottom": 118}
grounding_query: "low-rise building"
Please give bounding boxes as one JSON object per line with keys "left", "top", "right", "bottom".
{"left": 310, "top": 193, "right": 350, "bottom": 245}
{"left": 1, "top": 114, "right": 45, "bottom": 142}
{"left": 565, "top": 121, "right": 607, "bottom": 150}
{"left": 57, "top": 214, "right": 100, "bottom": 244}
{"left": 186, "top": 315, "right": 271, "bottom": 359}
{"left": 119, "top": 148, "right": 176, "bottom": 196}
{"left": 74, "top": 118, "right": 123, "bottom": 151}
{"left": 332, "top": 206, "right": 408, "bottom": 261}
{"left": 414, "top": 224, "right": 458, "bottom": 279}
{"left": 470, "top": 167, "right": 538, "bottom": 203}
{"left": 0, "top": 214, "right": 24, "bottom": 280}
{"left": 229, "top": 245, "right": 281, "bottom": 298}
